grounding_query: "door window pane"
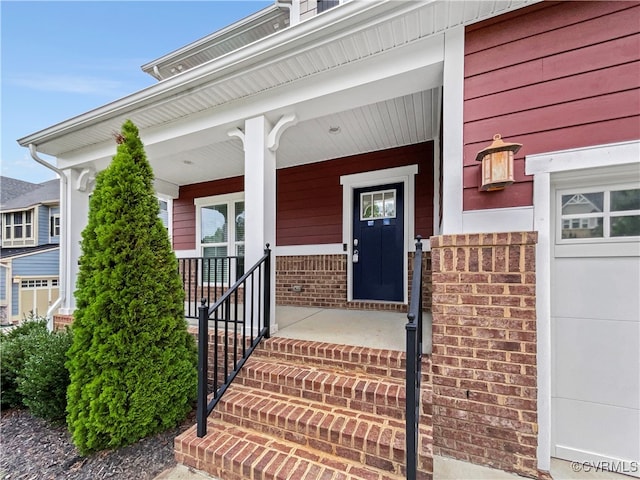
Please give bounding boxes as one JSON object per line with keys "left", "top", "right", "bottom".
{"left": 360, "top": 189, "right": 396, "bottom": 220}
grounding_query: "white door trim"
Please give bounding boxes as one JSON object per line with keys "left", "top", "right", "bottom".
{"left": 340, "top": 164, "right": 418, "bottom": 303}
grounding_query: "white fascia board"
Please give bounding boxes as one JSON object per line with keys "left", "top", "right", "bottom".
{"left": 18, "top": 1, "right": 423, "bottom": 149}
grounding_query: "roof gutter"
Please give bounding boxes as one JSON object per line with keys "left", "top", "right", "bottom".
{"left": 29, "top": 144, "right": 66, "bottom": 331}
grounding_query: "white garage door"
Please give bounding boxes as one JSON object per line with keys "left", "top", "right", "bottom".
{"left": 551, "top": 176, "right": 640, "bottom": 477}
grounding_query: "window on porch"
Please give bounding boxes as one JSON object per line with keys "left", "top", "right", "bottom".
{"left": 198, "top": 196, "right": 245, "bottom": 284}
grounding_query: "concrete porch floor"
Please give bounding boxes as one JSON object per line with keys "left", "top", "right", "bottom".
{"left": 273, "top": 305, "right": 431, "bottom": 353}
{"left": 187, "top": 304, "right": 432, "bottom": 352}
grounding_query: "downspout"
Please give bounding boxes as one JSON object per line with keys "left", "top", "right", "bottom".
{"left": 29, "top": 144, "right": 66, "bottom": 332}
{"left": 275, "top": 0, "right": 300, "bottom": 26}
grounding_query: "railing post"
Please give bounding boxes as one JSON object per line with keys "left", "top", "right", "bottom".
{"left": 406, "top": 311, "right": 418, "bottom": 480}
{"left": 263, "top": 244, "right": 271, "bottom": 339}
{"left": 197, "top": 298, "right": 208, "bottom": 438}
{"left": 406, "top": 236, "right": 423, "bottom": 480}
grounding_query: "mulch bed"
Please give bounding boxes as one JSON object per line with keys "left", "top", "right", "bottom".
{"left": 0, "top": 407, "right": 196, "bottom": 480}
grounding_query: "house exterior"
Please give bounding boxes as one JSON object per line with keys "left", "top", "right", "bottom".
{"left": 0, "top": 177, "right": 61, "bottom": 323}
{"left": 17, "top": 1, "right": 639, "bottom": 478}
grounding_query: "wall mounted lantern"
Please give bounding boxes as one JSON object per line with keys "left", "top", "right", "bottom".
{"left": 475, "top": 134, "right": 522, "bottom": 191}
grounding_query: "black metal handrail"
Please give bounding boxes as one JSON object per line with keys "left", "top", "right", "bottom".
{"left": 179, "top": 256, "right": 244, "bottom": 319}
{"left": 196, "top": 245, "right": 271, "bottom": 437}
{"left": 406, "top": 236, "right": 424, "bottom": 480}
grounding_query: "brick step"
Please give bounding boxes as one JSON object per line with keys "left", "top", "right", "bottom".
{"left": 176, "top": 419, "right": 409, "bottom": 480}
{"left": 209, "top": 384, "right": 432, "bottom": 475}
{"left": 175, "top": 338, "right": 434, "bottom": 479}
{"left": 238, "top": 357, "right": 431, "bottom": 421}
{"left": 253, "top": 336, "right": 431, "bottom": 384}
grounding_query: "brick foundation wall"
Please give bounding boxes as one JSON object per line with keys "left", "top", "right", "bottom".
{"left": 430, "top": 232, "right": 540, "bottom": 478}
{"left": 276, "top": 255, "right": 348, "bottom": 308}
{"left": 53, "top": 313, "right": 74, "bottom": 330}
{"left": 276, "top": 252, "right": 432, "bottom": 312}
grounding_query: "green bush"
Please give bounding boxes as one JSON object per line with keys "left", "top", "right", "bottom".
{"left": 18, "top": 328, "right": 73, "bottom": 422}
{"left": 66, "top": 120, "right": 197, "bottom": 455}
{"left": 0, "top": 318, "right": 48, "bottom": 408}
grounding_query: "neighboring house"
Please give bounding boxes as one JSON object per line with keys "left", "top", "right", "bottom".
{"left": 17, "top": 1, "right": 639, "bottom": 479}
{"left": 0, "top": 177, "right": 60, "bottom": 323}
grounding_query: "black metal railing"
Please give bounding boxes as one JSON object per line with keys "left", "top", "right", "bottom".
{"left": 196, "top": 245, "right": 271, "bottom": 437}
{"left": 406, "top": 236, "right": 424, "bottom": 480}
{"left": 179, "top": 256, "right": 244, "bottom": 319}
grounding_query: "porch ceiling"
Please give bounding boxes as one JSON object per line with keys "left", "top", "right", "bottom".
{"left": 150, "top": 88, "right": 439, "bottom": 185}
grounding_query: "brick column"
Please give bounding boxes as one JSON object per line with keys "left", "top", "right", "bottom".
{"left": 430, "top": 232, "right": 540, "bottom": 478}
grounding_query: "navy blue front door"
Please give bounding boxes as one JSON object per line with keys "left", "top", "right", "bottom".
{"left": 352, "top": 183, "right": 404, "bottom": 302}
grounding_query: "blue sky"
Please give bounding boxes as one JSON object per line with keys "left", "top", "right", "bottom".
{"left": 1, "top": 1, "right": 271, "bottom": 184}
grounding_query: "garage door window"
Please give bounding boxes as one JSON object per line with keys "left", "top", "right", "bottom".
{"left": 559, "top": 186, "right": 640, "bottom": 242}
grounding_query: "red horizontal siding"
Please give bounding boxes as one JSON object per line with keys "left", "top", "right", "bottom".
{"left": 277, "top": 142, "right": 434, "bottom": 246}
{"left": 465, "top": 61, "right": 640, "bottom": 123}
{"left": 172, "top": 143, "right": 434, "bottom": 249}
{"left": 465, "top": 1, "right": 631, "bottom": 55}
{"left": 465, "top": 6, "right": 639, "bottom": 77}
{"left": 463, "top": 1, "right": 640, "bottom": 211}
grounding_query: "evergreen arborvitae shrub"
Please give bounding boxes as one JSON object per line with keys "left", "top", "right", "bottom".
{"left": 18, "top": 327, "right": 73, "bottom": 422}
{"left": 66, "top": 120, "right": 197, "bottom": 455}
{"left": 0, "top": 317, "right": 48, "bottom": 408}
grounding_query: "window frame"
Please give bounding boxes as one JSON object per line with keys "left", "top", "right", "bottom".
{"left": 556, "top": 183, "right": 640, "bottom": 245}
{"left": 2, "top": 208, "right": 36, "bottom": 247}
{"left": 156, "top": 194, "right": 173, "bottom": 240}
{"left": 50, "top": 214, "right": 61, "bottom": 238}
{"left": 195, "top": 192, "right": 245, "bottom": 286}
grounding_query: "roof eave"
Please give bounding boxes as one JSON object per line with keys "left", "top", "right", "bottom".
{"left": 141, "top": 4, "right": 286, "bottom": 79}
{"left": 17, "top": 0, "right": 398, "bottom": 151}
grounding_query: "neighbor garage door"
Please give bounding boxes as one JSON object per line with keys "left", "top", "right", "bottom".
{"left": 18, "top": 277, "right": 59, "bottom": 320}
{"left": 551, "top": 174, "right": 639, "bottom": 476}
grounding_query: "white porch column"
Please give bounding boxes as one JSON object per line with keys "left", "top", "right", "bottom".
{"left": 244, "top": 115, "right": 277, "bottom": 331}
{"left": 244, "top": 115, "right": 276, "bottom": 266}
{"left": 441, "top": 26, "right": 465, "bottom": 234}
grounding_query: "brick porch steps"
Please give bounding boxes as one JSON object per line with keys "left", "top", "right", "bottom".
{"left": 175, "top": 337, "right": 433, "bottom": 480}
